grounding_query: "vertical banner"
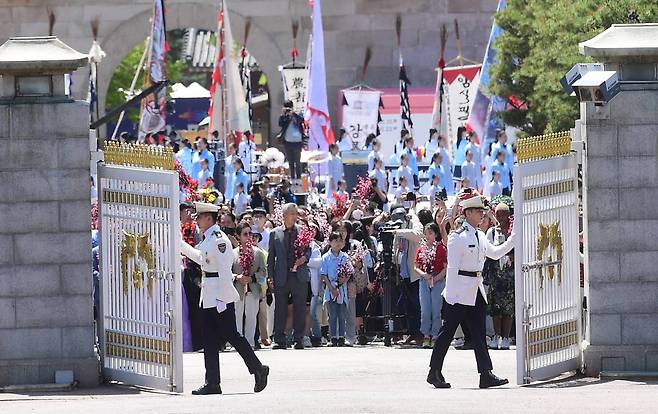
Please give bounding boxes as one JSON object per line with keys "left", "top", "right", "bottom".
{"left": 223, "top": 0, "right": 250, "bottom": 134}
{"left": 341, "top": 89, "right": 382, "bottom": 150}
{"left": 443, "top": 64, "right": 481, "bottom": 144}
{"left": 139, "top": 0, "right": 168, "bottom": 139}
{"left": 280, "top": 67, "right": 308, "bottom": 114}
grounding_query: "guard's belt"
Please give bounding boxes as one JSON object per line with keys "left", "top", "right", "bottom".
{"left": 202, "top": 272, "right": 219, "bottom": 278}
{"left": 458, "top": 270, "right": 482, "bottom": 278}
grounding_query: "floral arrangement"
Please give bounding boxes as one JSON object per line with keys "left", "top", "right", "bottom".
{"left": 368, "top": 266, "right": 384, "bottom": 298}
{"left": 181, "top": 222, "right": 197, "bottom": 246}
{"left": 201, "top": 177, "right": 215, "bottom": 189}
{"left": 239, "top": 238, "right": 254, "bottom": 276}
{"left": 175, "top": 160, "right": 200, "bottom": 202}
{"left": 349, "top": 242, "right": 367, "bottom": 264}
{"left": 332, "top": 192, "right": 348, "bottom": 219}
{"left": 272, "top": 198, "right": 284, "bottom": 227}
{"left": 292, "top": 226, "right": 315, "bottom": 271}
{"left": 91, "top": 201, "right": 99, "bottom": 230}
{"left": 353, "top": 176, "right": 372, "bottom": 202}
{"left": 199, "top": 187, "right": 221, "bottom": 204}
{"left": 335, "top": 257, "right": 355, "bottom": 302}
{"left": 418, "top": 240, "right": 438, "bottom": 288}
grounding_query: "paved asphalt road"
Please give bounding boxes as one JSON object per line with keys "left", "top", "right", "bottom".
{"left": 1, "top": 344, "right": 656, "bottom": 413}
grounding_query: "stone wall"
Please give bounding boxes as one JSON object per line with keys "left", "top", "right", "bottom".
{"left": 0, "top": 101, "right": 98, "bottom": 386}
{"left": 584, "top": 84, "right": 658, "bottom": 374}
{"left": 0, "top": 0, "right": 496, "bottom": 137}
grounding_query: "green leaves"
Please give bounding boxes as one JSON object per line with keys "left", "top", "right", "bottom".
{"left": 490, "top": 0, "right": 658, "bottom": 136}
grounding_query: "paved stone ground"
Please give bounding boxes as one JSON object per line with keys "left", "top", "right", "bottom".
{"left": 1, "top": 345, "right": 656, "bottom": 413}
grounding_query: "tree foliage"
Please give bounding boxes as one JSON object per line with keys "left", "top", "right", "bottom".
{"left": 490, "top": 0, "right": 658, "bottom": 136}
{"left": 106, "top": 40, "right": 187, "bottom": 123}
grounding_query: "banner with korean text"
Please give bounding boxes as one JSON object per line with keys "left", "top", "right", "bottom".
{"left": 280, "top": 67, "right": 308, "bottom": 114}
{"left": 442, "top": 64, "right": 481, "bottom": 144}
{"left": 341, "top": 89, "right": 382, "bottom": 150}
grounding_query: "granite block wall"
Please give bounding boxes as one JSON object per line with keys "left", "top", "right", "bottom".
{"left": 0, "top": 100, "right": 98, "bottom": 386}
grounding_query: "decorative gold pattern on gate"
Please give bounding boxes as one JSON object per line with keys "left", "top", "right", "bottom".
{"left": 120, "top": 231, "right": 156, "bottom": 296}
{"left": 102, "top": 190, "right": 171, "bottom": 209}
{"left": 517, "top": 131, "right": 571, "bottom": 163}
{"left": 103, "top": 142, "right": 175, "bottom": 170}
{"left": 529, "top": 320, "right": 578, "bottom": 357}
{"left": 536, "top": 221, "right": 563, "bottom": 288}
{"left": 524, "top": 181, "right": 574, "bottom": 201}
{"left": 106, "top": 331, "right": 171, "bottom": 365}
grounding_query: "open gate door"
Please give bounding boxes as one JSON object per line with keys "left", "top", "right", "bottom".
{"left": 513, "top": 132, "right": 584, "bottom": 385}
{"left": 97, "top": 144, "right": 183, "bottom": 392}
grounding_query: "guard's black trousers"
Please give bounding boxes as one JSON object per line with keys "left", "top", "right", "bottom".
{"left": 201, "top": 303, "right": 263, "bottom": 386}
{"left": 429, "top": 291, "right": 493, "bottom": 374}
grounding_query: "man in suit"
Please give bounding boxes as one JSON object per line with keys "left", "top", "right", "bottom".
{"left": 267, "top": 203, "right": 311, "bottom": 350}
{"left": 180, "top": 202, "right": 269, "bottom": 395}
{"left": 427, "top": 195, "right": 516, "bottom": 389}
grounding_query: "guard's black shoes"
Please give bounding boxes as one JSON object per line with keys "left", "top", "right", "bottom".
{"left": 192, "top": 383, "right": 222, "bottom": 395}
{"left": 479, "top": 371, "right": 509, "bottom": 388}
{"left": 254, "top": 365, "right": 270, "bottom": 393}
{"left": 272, "top": 342, "right": 288, "bottom": 350}
{"left": 426, "top": 369, "right": 451, "bottom": 389}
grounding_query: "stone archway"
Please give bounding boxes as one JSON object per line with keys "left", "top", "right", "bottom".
{"left": 98, "top": 1, "right": 287, "bottom": 138}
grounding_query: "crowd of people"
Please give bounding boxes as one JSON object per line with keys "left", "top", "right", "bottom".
{"left": 159, "top": 101, "right": 518, "bottom": 354}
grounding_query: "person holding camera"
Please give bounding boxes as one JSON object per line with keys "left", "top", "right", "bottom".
{"left": 426, "top": 195, "right": 516, "bottom": 389}
{"left": 277, "top": 100, "right": 307, "bottom": 187}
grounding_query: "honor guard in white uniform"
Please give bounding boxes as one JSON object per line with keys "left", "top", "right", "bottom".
{"left": 180, "top": 202, "right": 269, "bottom": 395}
{"left": 427, "top": 195, "right": 516, "bottom": 389}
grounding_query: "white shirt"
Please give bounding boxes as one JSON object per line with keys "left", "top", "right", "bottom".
{"left": 232, "top": 192, "right": 250, "bottom": 216}
{"left": 197, "top": 169, "right": 212, "bottom": 187}
{"left": 327, "top": 154, "right": 344, "bottom": 182}
{"left": 443, "top": 221, "right": 515, "bottom": 306}
{"left": 257, "top": 229, "right": 271, "bottom": 251}
{"left": 396, "top": 165, "right": 413, "bottom": 188}
{"left": 425, "top": 139, "right": 440, "bottom": 163}
{"left": 176, "top": 146, "right": 193, "bottom": 175}
{"left": 395, "top": 185, "right": 411, "bottom": 205}
{"left": 428, "top": 184, "right": 443, "bottom": 203}
{"left": 369, "top": 168, "right": 387, "bottom": 193}
{"left": 338, "top": 138, "right": 352, "bottom": 152}
{"left": 461, "top": 160, "right": 482, "bottom": 190}
{"left": 484, "top": 180, "right": 503, "bottom": 198}
{"left": 367, "top": 150, "right": 383, "bottom": 171}
{"left": 238, "top": 140, "right": 256, "bottom": 173}
{"left": 179, "top": 225, "right": 240, "bottom": 308}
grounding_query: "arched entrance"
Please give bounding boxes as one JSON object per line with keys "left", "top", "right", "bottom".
{"left": 98, "top": 2, "right": 286, "bottom": 141}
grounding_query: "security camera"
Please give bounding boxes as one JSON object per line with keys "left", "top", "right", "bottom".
{"left": 572, "top": 71, "right": 620, "bottom": 104}
{"left": 560, "top": 63, "right": 605, "bottom": 95}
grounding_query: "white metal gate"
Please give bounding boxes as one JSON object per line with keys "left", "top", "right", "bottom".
{"left": 98, "top": 143, "right": 182, "bottom": 392}
{"left": 513, "top": 132, "right": 583, "bottom": 385}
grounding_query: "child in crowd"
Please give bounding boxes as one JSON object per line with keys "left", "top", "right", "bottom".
{"left": 484, "top": 170, "right": 504, "bottom": 198}
{"left": 232, "top": 182, "right": 250, "bottom": 217}
{"left": 321, "top": 232, "right": 354, "bottom": 347}
{"left": 327, "top": 143, "right": 344, "bottom": 197}
{"left": 396, "top": 153, "right": 414, "bottom": 190}
{"left": 197, "top": 159, "right": 212, "bottom": 187}
{"left": 369, "top": 157, "right": 387, "bottom": 194}
{"left": 395, "top": 176, "right": 411, "bottom": 205}
{"left": 428, "top": 173, "right": 443, "bottom": 205}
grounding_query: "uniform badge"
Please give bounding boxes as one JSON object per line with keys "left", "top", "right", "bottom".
{"left": 217, "top": 243, "right": 227, "bottom": 253}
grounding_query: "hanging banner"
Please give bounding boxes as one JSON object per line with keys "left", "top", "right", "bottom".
{"left": 280, "top": 67, "right": 308, "bottom": 114}
{"left": 341, "top": 89, "right": 382, "bottom": 150}
{"left": 443, "top": 64, "right": 481, "bottom": 145}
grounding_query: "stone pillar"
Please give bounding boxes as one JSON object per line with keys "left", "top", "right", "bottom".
{"left": 0, "top": 37, "right": 99, "bottom": 386}
{"left": 580, "top": 24, "right": 658, "bottom": 374}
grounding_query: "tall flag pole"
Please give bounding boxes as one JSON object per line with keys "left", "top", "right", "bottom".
{"left": 305, "top": 0, "right": 334, "bottom": 151}
{"left": 397, "top": 15, "right": 413, "bottom": 133}
{"left": 430, "top": 24, "right": 447, "bottom": 130}
{"left": 139, "top": 0, "right": 168, "bottom": 140}
{"left": 467, "top": 0, "right": 507, "bottom": 148}
{"left": 222, "top": 0, "right": 250, "bottom": 139}
{"left": 208, "top": 2, "right": 225, "bottom": 142}
{"left": 240, "top": 18, "right": 253, "bottom": 133}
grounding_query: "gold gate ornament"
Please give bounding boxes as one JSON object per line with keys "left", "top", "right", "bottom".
{"left": 536, "top": 221, "right": 563, "bottom": 288}
{"left": 120, "top": 231, "right": 156, "bottom": 297}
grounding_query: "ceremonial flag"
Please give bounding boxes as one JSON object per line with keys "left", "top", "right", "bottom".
{"left": 443, "top": 64, "right": 481, "bottom": 144}
{"left": 341, "top": 89, "right": 382, "bottom": 149}
{"left": 139, "top": 0, "right": 168, "bottom": 139}
{"left": 467, "top": 0, "right": 506, "bottom": 146}
{"left": 280, "top": 67, "right": 308, "bottom": 113}
{"left": 430, "top": 26, "right": 447, "bottom": 130}
{"left": 240, "top": 18, "right": 253, "bottom": 131}
{"left": 305, "top": 0, "right": 334, "bottom": 150}
{"left": 87, "top": 39, "right": 106, "bottom": 124}
{"left": 208, "top": 0, "right": 250, "bottom": 138}
{"left": 399, "top": 55, "right": 413, "bottom": 131}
